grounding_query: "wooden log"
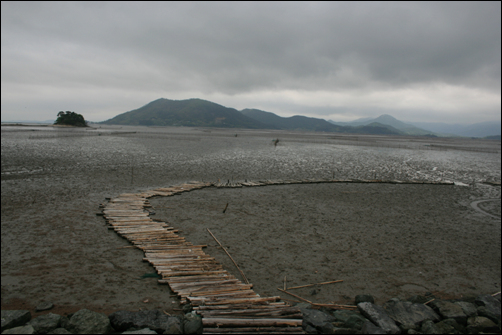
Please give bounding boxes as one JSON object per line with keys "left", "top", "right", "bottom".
{"left": 162, "top": 273, "right": 236, "bottom": 282}
{"left": 198, "top": 307, "right": 300, "bottom": 317}
{"left": 190, "top": 296, "right": 280, "bottom": 306}
{"left": 162, "top": 270, "right": 229, "bottom": 277}
{"left": 170, "top": 280, "right": 241, "bottom": 290}
{"left": 194, "top": 303, "right": 288, "bottom": 310}
{"left": 207, "top": 228, "right": 249, "bottom": 284}
{"left": 277, "top": 289, "right": 312, "bottom": 304}
{"left": 200, "top": 312, "right": 304, "bottom": 320}
{"left": 285, "top": 279, "right": 343, "bottom": 290}
{"left": 202, "top": 318, "right": 303, "bottom": 327}
{"left": 188, "top": 292, "right": 259, "bottom": 302}
{"left": 186, "top": 285, "right": 254, "bottom": 297}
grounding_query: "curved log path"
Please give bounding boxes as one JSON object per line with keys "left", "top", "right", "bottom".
{"left": 100, "top": 178, "right": 454, "bottom": 333}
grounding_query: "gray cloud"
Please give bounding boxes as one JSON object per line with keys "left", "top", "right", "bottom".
{"left": 1, "top": 2, "right": 500, "bottom": 123}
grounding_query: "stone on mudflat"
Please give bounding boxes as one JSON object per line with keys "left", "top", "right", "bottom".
{"left": 429, "top": 300, "right": 467, "bottom": 324}
{"left": 1, "top": 324, "right": 36, "bottom": 334}
{"left": 355, "top": 294, "right": 375, "bottom": 304}
{"left": 361, "top": 320, "right": 386, "bottom": 334}
{"left": 122, "top": 328, "right": 158, "bottom": 334}
{"left": 466, "top": 315, "right": 499, "bottom": 333}
{"left": 301, "top": 308, "right": 335, "bottom": 331}
{"left": 383, "top": 300, "right": 440, "bottom": 330}
{"left": 183, "top": 312, "right": 202, "bottom": 334}
{"left": 35, "top": 302, "right": 54, "bottom": 312}
{"left": 319, "top": 322, "right": 336, "bottom": 334}
{"left": 108, "top": 310, "right": 171, "bottom": 333}
{"left": 67, "top": 308, "right": 112, "bottom": 334}
{"left": 357, "top": 302, "right": 400, "bottom": 334}
{"left": 303, "top": 324, "right": 317, "bottom": 334}
{"left": 164, "top": 316, "right": 183, "bottom": 334}
{"left": 48, "top": 328, "right": 72, "bottom": 334}
{"left": 28, "top": 313, "right": 61, "bottom": 334}
{"left": 474, "top": 294, "right": 501, "bottom": 323}
{"left": 435, "top": 318, "right": 464, "bottom": 334}
{"left": 1, "top": 310, "right": 32, "bottom": 332}
{"left": 333, "top": 309, "right": 367, "bottom": 330}
{"left": 420, "top": 320, "right": 441, "bottom": 334}
{"left": 454, "top": 301, "right": 477, "bottom": 318}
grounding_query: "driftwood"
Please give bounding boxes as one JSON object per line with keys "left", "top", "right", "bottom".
{"left": 277, "top": 288, "right": 312, "bottom": 304}
{"left": 207, "top": 228, "right": 249, "bottom": 284}
{"left": 286, "top": 279, "right": 343, "bottom": 290}
{"left": 202, "top": 317, "right": 303, "bottom": 327}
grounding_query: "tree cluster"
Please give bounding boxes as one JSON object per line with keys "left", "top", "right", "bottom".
{"left": 54, "top": 111, "right": 88, "bottom": 127}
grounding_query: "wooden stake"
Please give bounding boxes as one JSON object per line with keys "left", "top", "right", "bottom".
{"left": 424, "top": 298, "right": 435, "bottom": 305}
{"left": 207, "top": 228, "right": 249, "bottom": 284}
{"left": 223, "top": 203, "right": 229, "bottom": 213}
{"left": 284, "top": 275, "right": 287, "bottom": 290}
{"left": 277, "top": 288, "right": 312, "bottom": 304}
{"left": 286, "top": 280, "right": 343, "bottom": 290}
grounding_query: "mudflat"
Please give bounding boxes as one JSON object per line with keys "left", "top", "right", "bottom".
{"left": 1, "top": 125, "right": 500, "bottom": 316}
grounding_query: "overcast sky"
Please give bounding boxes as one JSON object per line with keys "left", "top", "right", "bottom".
{"left": 1, "top": 2, "right": 500, "bottom": 124}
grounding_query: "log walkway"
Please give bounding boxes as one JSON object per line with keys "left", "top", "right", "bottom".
{"left": 100, "top": 178, "right": 454, "bottom": 333}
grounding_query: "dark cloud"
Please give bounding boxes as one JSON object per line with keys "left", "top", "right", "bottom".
{"left": 1, "top": 2, "right": 500, "bottom": 122}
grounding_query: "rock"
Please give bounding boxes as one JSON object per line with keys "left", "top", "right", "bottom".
{"left": 420, "top": 320, "right": 441, "bottom": 334}
{"left": 35, "top": 302, "right": 54, "bottom": 312}
{"left": 28, "top": 313, "right": 61, "bottom": 334}
{"left": 47, "top": 328, "right": 72, "bottom": 334}
{"left": 383, "top": 300, "right": 440, "bottom": 330}
{"left": 355, "top": 294, "right": 375, "bottom": 304}
{"left": 108, "top": 310, "right": 172, "bottom": 333}
{"left": 357, "top": 302, "right": 400, "bottom": 334}
{"left": 182, "top": 303, "right": 193, "bottom": 314}
{"left": 466, "top": 315, "right": 499, "bottom": 333}
{"left": 303, "top": 324, "right": 317, "bottom": 334}
{"left": 1, "top": 324, "right": 36, "bottom": 334}
{"left": 474, "top": 294, "right": 501, "bottom": 323}
{"left": 454, "top": 301, "right": 477, "bottom": 318}
{"left": 301, "top": 308, "right": 335, "bottom": 332}
{"left": 164, "top": 316, "right": 183, "bottom": 334}
{"left": 121, "top": 328, "right": 158, "bottom": 334}
{"left": 435, "top": 318, "right": 464, "bottom": 334}
{"left": 361, "top": 321, "right": 386, "bottom": 334}
{"left": 1, "top": 310, "right": 31, "bottom": 332}
{"left": 333, "top": 309, "right": 367, "bottom": 330}
{"left": 67, "top": 308, "right": 112, "bottom": 334}
{"left": 429, "top": 300, "right": 467, "bottom": 324}
{"left": 319, "top": 322, "right": 336, "bottom": 334}
{"left": 59, "top": 316, "right": 70, "bottom": 330}
{"left": 183, "top": 312, "right": 202, "bottom": 334}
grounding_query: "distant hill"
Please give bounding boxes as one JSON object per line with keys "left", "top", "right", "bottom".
{"left": 101, "top": 98, "right": 271, "bottom": 129}
{"left": 408, "top": 120, "right": 502, "bottom": 138}
{"left": 240, "top": 109, "right": 344, "bottom": 132}
{"left": 329, "top": 114, "right": 434, "bottom": 136}
{"left": 241, "top": 109, "right": 403, "bottom": 135}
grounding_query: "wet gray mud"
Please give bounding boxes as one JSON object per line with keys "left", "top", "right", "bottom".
{"left": 1, "top": 125, "right": 500, "bottom": 316}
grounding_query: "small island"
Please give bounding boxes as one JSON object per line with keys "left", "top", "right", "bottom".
{"left": 54, "top": 111, "right": 88, "bottom": 127}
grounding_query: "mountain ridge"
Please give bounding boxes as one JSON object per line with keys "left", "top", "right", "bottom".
{"left": 100, "top": 98, "right": 500, "bottom": 138}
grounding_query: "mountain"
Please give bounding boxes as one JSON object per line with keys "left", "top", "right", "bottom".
{"left": 329, "top": 114, "right": 434, "bottom": 136}
{"left": 241, "top": 109, "right": 403, "bottom": 135}
{"left": 101, "top": 98, "right": 271, "bottom": 129}
{"left": 408, "top": 120, "right": 501, "bottom": 138}
{"left": 241, "top": 109, "right": 344, "bottom": 132}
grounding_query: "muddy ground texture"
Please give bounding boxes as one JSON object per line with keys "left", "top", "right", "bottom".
{"left": 1, "top": 125, "right": 500, "bottom": 318}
